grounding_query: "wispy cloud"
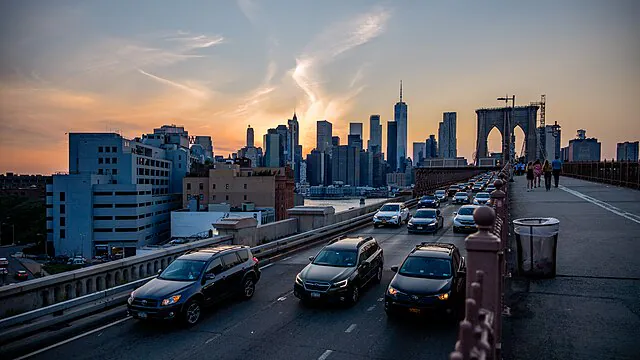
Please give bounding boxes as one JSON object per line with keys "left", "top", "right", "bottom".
{"left": 137, "top": 69, "right": 209, "bottom": 99}
{"left": 237, "top": 0, "right": 260, "bottom": 25}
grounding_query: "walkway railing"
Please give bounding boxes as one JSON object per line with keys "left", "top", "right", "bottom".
{"left": 562, "top": 160, "right": 639, "bottom": 189}
{"left": 451, "top": 165, "right": 511, "bottom": 360}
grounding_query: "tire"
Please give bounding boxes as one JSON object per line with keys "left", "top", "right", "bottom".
{"left": 348, "top": 284, "right": 360, "bottom": 305}
{"left": 373, "top": 265, "right": 383, "bottom": 284}
{"left": 241, "top": 276, "right": 256, "bottom": 300}
{"left": 182, "top": 299, "right": 202, "bottom": 326}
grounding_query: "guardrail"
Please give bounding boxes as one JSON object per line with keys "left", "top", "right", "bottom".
{"left": 451, "top": 164, "right": 511, "bottom": 360}
{"left": 0, "top": 197, "right": 418, "bottom": 345}
{"left": 562, "top": 160, "right": 639, "bottom": 189}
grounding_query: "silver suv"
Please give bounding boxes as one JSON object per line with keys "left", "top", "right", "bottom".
{"left": 373, "top": 203, "right": 410, "bottom": 227}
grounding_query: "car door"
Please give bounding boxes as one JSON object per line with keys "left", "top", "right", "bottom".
{"left": 452, "top": 250, "right": 465, "bottom": 298}
{"left": 358, "top": 244, "right": 374, "bottom": 283}
{"left": 220, "top": 251, "right": 244, "bottom": 295}
{"left": 401, "top": 204, "right": 409, "bottom": 221}
{"left": 369, "top": 241, "right": 383, "bottom": 272}
{"left": 437, "top": 210, "right": 444, "bottom": 228}
{"left": 202, "top": 256, "right": 225, "bottom": 303}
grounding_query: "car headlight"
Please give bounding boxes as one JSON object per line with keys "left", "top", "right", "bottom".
{"left": 473, "top": 199, "right": 479, "bottom": 204}
{"left": 332, "top": 279, "right": 348, "bottom": 288}
{"left": 438, "top": 292, "right": 450, "bottom": 301}
{"left": 161, "top": 295, "right": 181, "bottom": 306}
{"left": 295, "top": 274, "right": 303, "bottom": 285}
{"left": 391, "top": 215, "right": 398, "bottom": 219}
{"left": 388, "top": 286, "right": 403, "bottom": 296}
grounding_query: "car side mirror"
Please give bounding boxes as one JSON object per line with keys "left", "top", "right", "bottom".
{"left": 308, "top": 256, "right": 315, "bottom": 262}
{"left": 453, "top": 212, "right": 457, "bottom": 215}
{"left": 157, "top": 269, "right": 162, "bottom": 275}
{"left": 390, "top": 265, "right": 399, "bottom": 273}
{"left": 205, "top": 273, "right": 215, "bottom": 280}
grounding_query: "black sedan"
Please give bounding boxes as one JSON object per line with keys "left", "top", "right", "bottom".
{"left": 417, "top": 195, "right": 440, "bottom": 208}
{"left": 407, "top": 209, "right": 444, "bottom": 234}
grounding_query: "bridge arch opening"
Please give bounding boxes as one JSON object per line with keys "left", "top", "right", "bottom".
{"left": 513, "top": 124, "right": 526, "bottom": 161}
{"left": 486, "top": 126, "right": 503, "bottom": 156}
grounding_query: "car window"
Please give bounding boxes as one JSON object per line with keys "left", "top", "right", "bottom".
{"left": 205, "top": 257, "right": 224, "bottom": 275}
{"left": 380, "top": 204, "right": 399, "bottom": 212}
{"left": 399, "top": 257, "right": 452, "bottom": 279}
{"left": 360, "top": 243, "right": 376, "bottom": 263}
{"left": 237, "top": 249, "right": 249, "bottom": 262}
{"left": 452, "top": 251, "right": 460, "bottom": 271}
{"left": 221, "top": 252, "right": 241, "bottom": 270}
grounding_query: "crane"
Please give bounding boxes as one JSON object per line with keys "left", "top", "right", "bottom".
{"left": 530, "top": 95, "right": 547, "bottom": 160}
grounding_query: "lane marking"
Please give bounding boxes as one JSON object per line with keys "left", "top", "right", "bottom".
{"left": 14, "top": 316, "right": 132, "bottom": 360}
{"left": 280, "top": 256, "right": 293, "bottom": 262}
{"left": 559, "top": 186, "right": 640, "bottom": 225}
{"left": 277, "top": 296, "right": 287, "bottom": 301}
{"left": 344, "top": 323, "right": 357, "bottom": 333}
{"left": 259, "top": 263, "right": 275, "bottom": 270}
{"left": 377, "top": 297, "right": 384, "bottom": 302}
{"left": 205, "top": 334, "right": 221, "bottom": 344}
{"left": 318, "top": 349, "right": 333, "bottom": 360}
{"left": 367, "top": 305, "right": 376, "bottom": 312}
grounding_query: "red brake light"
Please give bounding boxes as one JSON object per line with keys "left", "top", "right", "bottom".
{"left": 253, "top": 257, "right": 259, "bottom": 263}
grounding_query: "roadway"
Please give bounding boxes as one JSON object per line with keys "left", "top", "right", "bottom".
{"left": 0, "top": 244, "right": 33, "bottom": 285}
{"left": 5, "top": 200, "right": 474, "bottom": 360}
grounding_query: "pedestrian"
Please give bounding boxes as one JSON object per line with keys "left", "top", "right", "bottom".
{"left": 552, "top": 156, "right": 562, "bottom": 187}
{"left": 526, "top": 161, "right": 534, "bottom": 191}
{"left": 533, "top": 159, "right": 542, "bottom": 188}
{"left": 543, "top": 159, "right": 552, "bottom": 191}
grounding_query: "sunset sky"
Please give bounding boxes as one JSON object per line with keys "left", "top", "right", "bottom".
{"left": 1, "top": 0, "right": 638, "bottom": 174}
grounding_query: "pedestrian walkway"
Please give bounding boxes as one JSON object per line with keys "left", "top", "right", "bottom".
{"left": 503, "top": 176, "right": 640, "bottom": 360}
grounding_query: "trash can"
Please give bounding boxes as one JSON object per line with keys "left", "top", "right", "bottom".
{"left": 513, "top": 217, "right": 560, "bottom": 278}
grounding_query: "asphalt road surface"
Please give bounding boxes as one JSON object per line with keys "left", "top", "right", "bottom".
{"left": 14, "top": 202, "right": 474, "bottom": 360}
{"left": 0, "top": 244, "right": 32, "bottom": 285}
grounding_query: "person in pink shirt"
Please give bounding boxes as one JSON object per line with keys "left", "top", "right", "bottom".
{"left": 533, "top": 159, "right": 542, "bottom": 188}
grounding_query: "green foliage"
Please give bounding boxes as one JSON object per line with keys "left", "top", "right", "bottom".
{"left": 0, "top": 195, "right": 46, "bottom": 246}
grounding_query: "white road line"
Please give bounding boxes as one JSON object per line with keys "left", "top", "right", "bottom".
{"left": 377, "top": 297, "right": 384, "bottom": 302}
{"left": 560, "top": 185, "right": 640, "bottom": 225}
{"left": 345, "top": 323, "right": 357, "bottom": 333}
{"left": 277, "top": 296, "right": 287, "bottom": 301}
{"left": 280, "top": 256, "right": 293, "bottom": 262}
{"left": 259, "top": 263, "right": 275, "bottom": 270}
{"left": 14, "top": 316, "right": 132, "bottom": 360}
{"left": 367, "top": 305, "right": 376, "bottom": 311}
{"left": 205, "top": 334, "right": 220, "bottom": 344}
{"left": 318, "top": 349, "right": 334, "bottom": 360}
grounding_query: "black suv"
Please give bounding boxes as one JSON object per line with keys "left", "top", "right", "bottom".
{"left": 127, "top": 245, "right": 260, "bottom": 325}
{"left": 294, "top": 236, "right": 383, "bottom": 305}
{"left": 385, "top": 243, "right": 465, "bottom": 318}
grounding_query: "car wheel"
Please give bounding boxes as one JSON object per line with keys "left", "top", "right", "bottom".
{"left": 374, "top": 265, "right": 383, "bottom": 284}
{"left": 349, "top": 284, "right": 360, "bottom": 305}
{"left": 241, "top": 276, "right": 256, "bottom": 300}
{"left": 182, "top": 299, "right": 202, "bottom": 326}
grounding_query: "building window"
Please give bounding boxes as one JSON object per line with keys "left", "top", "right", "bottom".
{"left": 244, "top": 195, "right": 247, "bottom": 201}
{"left": 60, "top": 229, "right": 66, "bottom": 238}
{"left": 178, "top": 163, "right": 181, "bottom": 168}
{"left": 60, "top": 204, "right": 65, "bottom": 214}
{"left": 105, "top": 158, "right": 111, "bottom": 164}
{"left": 226, "top": 195, "right": 229, "bottom": 201}
{"left": 98, "top": 158, "right": 104, "bottom": 164}
{"left": 225, "top": 184, "right": 229, "bottom": 189}
{"left": 112, "top": 169, "right": 118, "bottom": 175}
{"left": 244, "top": 184, "right": 247, "bottom": 189}
{"left": 60, "top": 217, "right": 66, "bottom": 226}
{"left": 105, "top": 146, "right": 110, "bottom": 153}
{"left": 187, "top": 183, "right": 191, "bottom": 190}
{"left": 178, "top": 155, "right": 182, "bottom": 160}
{"left": 212, "top": 184, "right": 216, "bottom": 189}
{"left": 199, "top": 183, "right": 203, "bottom": 190}
{"left": 98, "top": 169, "right": 103, "bottom": 175}
{"left": 112, "top": 157, "right": 117, "bottom": 164}
{"left": 60, "top": 192, "right": 65, "bottom": 201}
{"left": 211, "top": 195, "right": 216, "bottom": 201}
{"left": 98, "top": 146, "right": 104, "bottom": 152}
{"left": 112, "top": 146, "right": 117, "bottom": 153}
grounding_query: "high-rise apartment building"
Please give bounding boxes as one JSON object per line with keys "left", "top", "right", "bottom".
{"left": 394, "top": 81, "right": 408, "bottom": 171}
{"left": 306, "top": 149, "right": 331, "bottom": 186}
{"left": 387, "top": 121, "right": 398, "bottom": 172}
{"left": 349, "top": 122, "right": 363, "bottom": 139}
{"left": 412, "top": 142, "right": 426, "bottom": 164}
{"left": 194, "top": 136, "right": 213, "bottom": 160}
{"left": 542, "top": 122, "right": 562, "bottom": 160}
{"left": 348, "top": 134, "right": 363, "bottom": 151}
{"left": 331, "top": 136, "right": 340, "bottom": 147}
{"left": 331, "top": 145, "right": 360, "bottom": 186}
{"left": 47, "top": 132, "right": 187, "bottom": 258}
{"left": 438, "top": 112, "right": 457, "bottom": 159}
{"left": 567, "top": 130, "right": 601, "bottom": 162}
{"left": 263, "top": 132, "right": 280, "bottom": 167}
{"left": 617, "top": 141, "right": 639, "bottom": 161}
{"left": 425, "top": 135, "right": 438, "bottom": 159}
{"left": 317, "top": 120, "right": 333, "bottom": 153}
{"left": 369, "top": 115, "right": 382, "bottom": 154}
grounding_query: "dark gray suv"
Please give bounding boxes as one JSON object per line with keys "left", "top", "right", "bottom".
{"left": 127, "top": 245, "right": 260, "bottom": 325}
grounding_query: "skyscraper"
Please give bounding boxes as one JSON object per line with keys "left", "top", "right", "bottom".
{"left": 412, "top": 142, "right": 426, "bottom": 164}
{"left": 264, "top": 131, "right": 280, "bottom": 167}
{"left": 349, "top": 122, "right": 363, "bottom": 139}
{"left": 617, "top": 141, "right": 639, "bottom": 161}
{"left": 438, "top": 112, "right": 457, "bottom": 158}
{"left": 394, "top": 81, "right": 408, "bottom": 171}
{"left": 425, "top": 135, "right": 438, "bottom": 159}
{"left": 331, "top": 136, "right": 340, "bottom": 147}
{"left": 348, "top": 134, "right": 363, "bottom": 151}
{"left": 246, "top": 125, "right": 254, "bottom": 147}
{"left": 287, "top": 113, "right": 300, "bottom": 181}
{"left": 275, "top": 124, "right": 288, "bottom": 166}
{"left": 387, "top": 121, "right": 397, "bottom": 172}
{"left": 317, "top": 120, "right": 332, "bottom": 153}
{"left": 369, "top": 115, "right": 382, "bottom": 154}
{"left": 331, "top": 145, "right": 360, "bottom": 186}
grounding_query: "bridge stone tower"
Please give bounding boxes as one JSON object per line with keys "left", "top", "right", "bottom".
{"left": 475, "top": 105, "right": 539, "bottom": 164}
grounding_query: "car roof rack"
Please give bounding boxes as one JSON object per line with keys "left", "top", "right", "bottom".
{"left": 356, "top": 236, "right": 374, "bottom": 248}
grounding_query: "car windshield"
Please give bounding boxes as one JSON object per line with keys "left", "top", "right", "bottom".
{"left": 158, "top": 259, "right": 206, "bottom": 281}
{"left": 421, "top": 196, "right": 435, "bottom": 200}
{"left": 399, "top": 256, "right": 452, "bottom": 279}
{"left": 455, "top": 192, "right": 467, "bottom": 197}
{"left": 476, "top": 193, "right": 490, "bottom": 199}
{"left": 313, "top": 249, "right": 357, "bottom": 267}
{"left": 458, "top": 207, "right": 475, "bottom": 216}
{"left": 435, "top": 190, "right": 445, "bottom": 195}
{"left": 380, "top": 204, "right": 400, "bottom": 212}
{"left": 414, "top": 210, "right": 436, "bottom": 218}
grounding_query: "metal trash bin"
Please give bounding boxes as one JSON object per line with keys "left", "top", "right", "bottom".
{"left": 513, "top": 217, "right": 560, "bottom": 278}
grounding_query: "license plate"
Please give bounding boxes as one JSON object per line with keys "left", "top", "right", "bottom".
{"left": 136, "top": 311, "right": 147, "bottom": 319}
{"left": 310, "top": 292, "right": 321, "bottom": 299}
{"left": 417, "top": 226, "right": 423, "bottom": 230}
{"left": 409, "top": 308, "right": 420, "bottom": 314}
{"left": 382, "top": 220, "right": 387, "bottom": 224}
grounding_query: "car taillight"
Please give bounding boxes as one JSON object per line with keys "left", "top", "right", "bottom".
{"left": 253, "top": 257, "right": 259, "bottom": 264}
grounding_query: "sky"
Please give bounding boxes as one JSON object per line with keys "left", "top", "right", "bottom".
{"left": 0, "top": 0, "right": 639, "bottom": 174}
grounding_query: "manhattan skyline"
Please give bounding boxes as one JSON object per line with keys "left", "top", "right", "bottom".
{"left": 1, "top": 0, "right": 639, "bottom": 174}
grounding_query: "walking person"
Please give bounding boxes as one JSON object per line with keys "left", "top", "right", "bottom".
{"left": 552, "top": 156, "right": 562, "bottom": 187}
{"left": 526, "top": 161, "right": 534, "bottom": 191}
{"left": 543, "top": 160, "right": 552, "bottom": 191}
{"left": 533, "top": 159, "right": 542, "bottom": 188}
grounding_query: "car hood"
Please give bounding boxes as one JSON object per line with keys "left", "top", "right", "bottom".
{"left": 410, "top": 218, "right": 437, "bottom": 224}
{"left": 133, "top": 278, "right": 195, "bottom": 299}
{"left": 300, "top": 264, "right": 354, "bottom": 283}
{"left": 390, "top": 274, "right": 452, "bottom": 295}
{"left": 455, "top": 215, "right": 474, "bottom": 222}
{"left": 419, "top": 199, "right": 436, "bottom": 203}
{"left": 375, "top": 211, "right": 399, "bottom": 217}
